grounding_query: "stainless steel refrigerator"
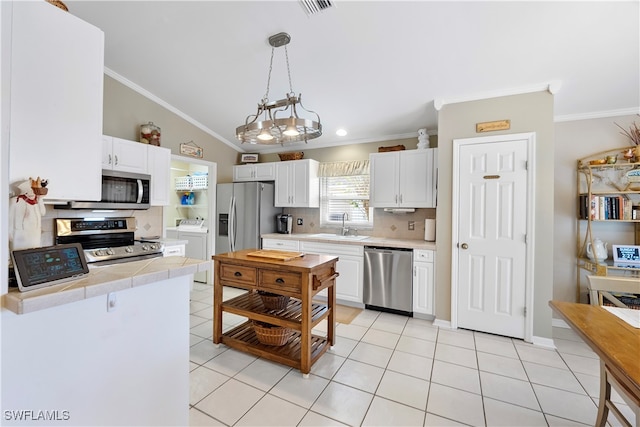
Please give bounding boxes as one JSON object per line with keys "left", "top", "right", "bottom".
{"left": 215, "top": 182, "right": 282, "bottom": 254}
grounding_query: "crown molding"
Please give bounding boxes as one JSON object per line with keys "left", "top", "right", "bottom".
{"left": 104, "top": 67, "right": 243, "bottom": 153}
{"left": 554, "top": 107, "right": 640, "bottom": 122}
{"left": 433, "top": 80, "right": 563, "bottom": 111}
{"left": 253, "top": 132, "right": 421, "bottom": 154}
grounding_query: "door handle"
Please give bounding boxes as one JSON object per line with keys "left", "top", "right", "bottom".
{"left": 275, "top": 278, "right": 285, "bottom": 284}
{"left": 460, "top": 243, "right": 469, "bottom": 250}
{"left": 234, "top": 271, "right": 242, "bottom": 277}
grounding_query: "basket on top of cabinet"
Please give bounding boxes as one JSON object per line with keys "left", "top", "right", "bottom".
{"left": 175, "top": 174, "right": 208, "bottom": 191}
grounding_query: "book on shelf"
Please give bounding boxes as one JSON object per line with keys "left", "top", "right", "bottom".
{"left": 579, "top": 195, "right": 633, "bottom": 220}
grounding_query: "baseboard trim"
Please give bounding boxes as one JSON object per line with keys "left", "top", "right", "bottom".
{"left": 532, "top": 336, "right": 556, "bottom": 349}
{"left": 432, "top": 319, "right": 452, "bottom": 329}
{"left": 552, "top": 318, "right": 570, "bottom": 329}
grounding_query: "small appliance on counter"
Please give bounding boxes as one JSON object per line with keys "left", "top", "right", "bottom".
{"left": 276, "top": 214, "right": 293, "bottom": 234}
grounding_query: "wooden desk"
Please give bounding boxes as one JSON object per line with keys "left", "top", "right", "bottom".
{"left": 213, "top": 249, "right": 339, "bottom": 375}
{"left": 549, "top": 301, "right": 640, "bottom": 427}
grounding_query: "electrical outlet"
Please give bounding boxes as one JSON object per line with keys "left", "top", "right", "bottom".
{"left": 297, "top": 218, "right": 303, "bottom": 226}
{"left": 408, "top": 221, "right": 415, "bottom": 231}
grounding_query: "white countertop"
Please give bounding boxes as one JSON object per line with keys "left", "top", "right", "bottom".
{"left": 3, "top": 257, "right": 211, "bottom": 315}
{"left": 261, "top": 233, "right": 436, "bottom": 250}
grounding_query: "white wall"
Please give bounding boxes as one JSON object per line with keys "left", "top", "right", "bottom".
{"left": 1, "top": 277, "right": 190, "bottom": 426}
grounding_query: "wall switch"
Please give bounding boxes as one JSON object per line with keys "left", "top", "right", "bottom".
{"left": 297, "top": 218, "right": 303, "bottom": 226}
{"left": 107, "top": 292, "right": 117, "bottom": 312}
{"left": 408, "top": 221, "right": 415, "bottom": 231}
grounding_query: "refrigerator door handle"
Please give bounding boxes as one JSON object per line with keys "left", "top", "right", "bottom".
{"left": 231, "top": 196, "right": 238, "bottom": 252}
{"left": 228, "top": 196, "right": 235, "bottom": 252}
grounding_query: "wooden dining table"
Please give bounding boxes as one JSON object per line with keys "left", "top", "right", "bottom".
{"left": 549, "top": 300, "right": 640, "bottom": 427}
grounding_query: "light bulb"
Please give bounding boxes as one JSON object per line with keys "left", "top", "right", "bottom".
{"left": 283, "top": 124, "right": 299, "bottom": 136}
{"left": 257, "top": 129, "right": 274, "bottom": 141}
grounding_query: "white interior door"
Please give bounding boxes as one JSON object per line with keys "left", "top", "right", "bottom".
{"left": 456, "top": 137, "right": 529, "bottom": 339}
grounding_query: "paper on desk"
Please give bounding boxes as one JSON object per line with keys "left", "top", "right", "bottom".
{"left": 603, "top": 306, "right": 640, "bottom": 328}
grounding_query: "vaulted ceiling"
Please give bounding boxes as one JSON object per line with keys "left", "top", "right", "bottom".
{"left": 66, "top": 1, "right": 640, "bottom": 153}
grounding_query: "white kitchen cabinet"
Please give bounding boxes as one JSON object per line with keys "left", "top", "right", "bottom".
{"left": 8, "top": 1, "right": 104, "bottom": 202}
{"left": 413, "top": 249, "right": 435, "bottom": 317}
{"left": 148, "top": 144, "right": 171, "bottom": 206}
{"left": 274, "top": 159, "right": 320, "bottom": 207}
{"left": 300, "top": 241, "right": 364, "bottom": 305}
{"left": 233, "top": 163, "right": 276, "bottom": 182}
{"left": 102, "top": 136, "right": 148, "bottom": 174}
{"left": 261, "top": 238, "right": 300, "bottom": 251}
{"left": 370, "top": 149, "right": 437, "bottom": 208}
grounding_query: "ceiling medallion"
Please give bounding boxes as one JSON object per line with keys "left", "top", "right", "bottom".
{"left": 235, "top": 32, "right": 322, "bottom": 145}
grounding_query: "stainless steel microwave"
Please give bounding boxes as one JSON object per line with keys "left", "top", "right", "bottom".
{"left": 62, "top": 169, "right": 151, "bottom": 210}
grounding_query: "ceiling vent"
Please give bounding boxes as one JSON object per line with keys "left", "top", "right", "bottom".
{"left": 299, "top": 0, "right": 334, "bottom": 16}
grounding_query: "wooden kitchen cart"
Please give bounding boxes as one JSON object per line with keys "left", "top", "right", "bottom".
{"left": 212, "top": 249, "right": 339, "bottom": 375}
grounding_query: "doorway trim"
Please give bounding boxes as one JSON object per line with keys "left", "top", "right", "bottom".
{"left": 450, "top": 132, "right": 536, "bottom": 342}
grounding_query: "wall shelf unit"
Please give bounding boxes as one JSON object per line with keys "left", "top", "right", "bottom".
{"left": 576, "top": 147, "right": 640, "bottom": 302}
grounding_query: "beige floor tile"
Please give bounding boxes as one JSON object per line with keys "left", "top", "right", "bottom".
{"left": 311, "top": 382, "right": 374, "bottom": 426}
{"left": 403, "top": 319, "right": 439, "bottom": 342}
{"left": 561, "top": 352, "right": 601, "bottom": 376}
{"left": 270, "top": 371, "right": 330, "bottom": 409}
{"left": 311, "top": 352, "right": 346, "bottom": 379}
{"left": 533, "top": 383, "right": 598, "bottom": 425}
{"left": 376, "top": 370, "right": 430, "bottom": 410}
{"left": 480, "top": 371, "right": 540, "bottom": 411}
{"left": 348, "top": 341, "right": 393, "bottom": 368}
{"left": 514, "top": 343, "right": 568, "bottom": 369}
{"left": 426, "top": 383, "right": 485, "bottom": 426}
{"left": 203, "top": 348, "right": 257, "bottom": 377}
{"left": 335, "top": 322, "right": 369, "bottom": 341}
{"left": 189, "top": 366, "right": 229, "bottom": 405}
{"left": 327, "top": 336, "right": 358, "bottom": 358}
{"left": 437, "top": 329, "right": 476, "bottom": 350}
{"left": 235, "top": 394, "right": 307, "bottom": 426}
{"left": 189, "top": 407, "right": 224, "bottom": 426}
{"left": 434, "top": 343, "right": 477, "bottom": 369}
{"left": 360, "top": 328, "right": 401, "bottom": 349}
{"left": 333, "top": 359, "right": 385, "bottom": 393}
{"left": 475, "top": 334, "right": 519, "bottom": 359}
{"left": 554, "top": 338, "right": 598, "bottom": 359}
{"left": 234, "top": 358, "right": 291, "bottom": 391}
{"left": 370, "top": 312, "right": 409, "bottom": 334}
{"left": 523, "top": 361, "right": 585, "bottom": 394}
{"left": 194, "top": 378, "right": 265, "bottom": 426}
{"left": 298, "top": 411, "right": 348, "bottom": 426}
{"left": 189, "top": 339, "right": 227, "bottom": 365}
{"left": 431, "top": 360, "right": 480, "bottom": 394}
{"left": 424, "top": 412, "right": 468, "bottom": 426}
{"left": 477, "top": 351, "right": 527, "bottom": 380}
{"left": 362, "top": 396, "right": 426, "bottom": 426}
{"left": 386, "top": 350, "right": 433, "bottom": 381}
{"left": 483, "top": 397, "right": 547, "bottom": 426}
{"left": 396, "top": 335, "right": 436, "bottom": 358}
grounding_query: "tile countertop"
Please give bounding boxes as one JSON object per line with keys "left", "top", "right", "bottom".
{"left": 261, "top": 233, "right": 436, "bottom": 250}
{"left": 3, "top": 257, "right": 211, "bottom": 315}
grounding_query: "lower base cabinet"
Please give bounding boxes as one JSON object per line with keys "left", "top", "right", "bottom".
{"left": 413, "top": 249, "right": 435, "bottom": 317}
{"left": 166, "top": 229, "right": 209, "bottom": 283}
{"left": 300, "top": 241, "right": 364, "bottom": 305}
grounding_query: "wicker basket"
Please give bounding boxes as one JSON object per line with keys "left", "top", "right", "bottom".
{"left": 252, "top": 321, "right": 292, "bottom": 346}
{"left": 258, "top": 291, "right": 290, "bottom": 311}
{"left": 278, "top": 151, "right": 304, "bottom": 161}
{"left": 378, "top": 145, "right": 406, "bottom": 152}
{"left": 46, "top": 0, "right": 69, "bottom": 11}
{"left": 31, "top": 187, "right": 48, "bottom": 196}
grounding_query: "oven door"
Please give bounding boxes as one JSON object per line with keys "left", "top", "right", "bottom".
{"left": 64, "top": 170, "right": 151, "bottom": 210}
{"left": 87, "top": 252, "right": 163, "bottom": 267}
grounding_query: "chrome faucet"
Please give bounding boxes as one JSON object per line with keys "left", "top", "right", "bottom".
{"left": 341, "top": 212, "right": 349, "bottom": 236}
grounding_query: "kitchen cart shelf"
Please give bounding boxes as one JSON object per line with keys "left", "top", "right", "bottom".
{"left": 212, "top": 249, "right": 339, "bottom": 375}
{"left": 576, "top": 147, "right": 640, "bottom": 302}
{"left": 221, "top": 292, "right": 330, "bottom": 329}
{"left": 221, "top": 322, "right": 330, "bottom": 371}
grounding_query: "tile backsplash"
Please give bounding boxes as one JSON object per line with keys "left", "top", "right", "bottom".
{"left": 285, "top": 207, "right": 436, "bottom": 240}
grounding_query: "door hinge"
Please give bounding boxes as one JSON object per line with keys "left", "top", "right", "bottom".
{"left": 524, "top": 306, "right": 527, "bottom": 316}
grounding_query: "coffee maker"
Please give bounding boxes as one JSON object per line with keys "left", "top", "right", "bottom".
{"left": 276, "top": 214, "right": 293, "bottom": 234}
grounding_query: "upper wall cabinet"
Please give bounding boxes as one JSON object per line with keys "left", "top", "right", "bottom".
{"left": 370, "top": 149, "right": 438, "bottom": 208}
{"left": 8, "top": 2, "right": 104, "bottom": 201}
{"left": 102, "top": 136, "right": 148, "bottom": 174}
{"left": 274, "top": 159, "right": 320, "bottom": 207}
{"left": 233, "top": 163, "right": 276, "bottom": 182}
{"left": 148, "top": 145, "right": 171, "bottom": 206}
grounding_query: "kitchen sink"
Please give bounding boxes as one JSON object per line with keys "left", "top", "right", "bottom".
{"left": 309, "top": 233, "right": 370, "bottom": 241}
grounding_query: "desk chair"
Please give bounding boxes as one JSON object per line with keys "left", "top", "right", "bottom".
{"left": 586, "top": 275, "right": 640, "bottom": 427}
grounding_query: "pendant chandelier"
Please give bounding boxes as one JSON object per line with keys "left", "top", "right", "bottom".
{"left": 235, "top": 32, "right": 322, "bottom": 145}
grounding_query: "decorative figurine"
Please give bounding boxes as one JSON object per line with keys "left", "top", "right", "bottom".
{"left": 9, "top": 179, "right": 47, "bottom": 251}
{"left": 417, "top": 128, "right": 430, "bottom": 149}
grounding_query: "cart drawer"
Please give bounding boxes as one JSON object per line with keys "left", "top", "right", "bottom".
{"left": 259, "top": 269, "right": 302, "bottom": 293}
{"left": 220, "top": 264, "right": 257, "bottom": 285}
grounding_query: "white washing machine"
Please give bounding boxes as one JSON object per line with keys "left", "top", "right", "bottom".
{"left": 166, "top": 219, "right": 209, "bottom": 283}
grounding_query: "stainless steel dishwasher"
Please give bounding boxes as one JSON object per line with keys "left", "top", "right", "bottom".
{"left": 363, "top": 246, "right": 413, "bottom": 316}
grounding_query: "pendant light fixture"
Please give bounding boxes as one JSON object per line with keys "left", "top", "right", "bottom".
{"left": 236, "top": 32, "right": 322, "bottom": 145}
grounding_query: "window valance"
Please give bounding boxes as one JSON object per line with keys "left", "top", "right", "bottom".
{"left": 318, "top": 160, "right": 369, "bottom": 177}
